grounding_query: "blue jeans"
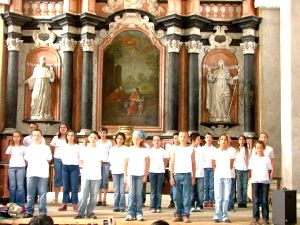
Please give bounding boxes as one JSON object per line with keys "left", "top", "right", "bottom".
{"left": 54, "top": 158, "right": 63, "bottom": 187}
{"left": 26, "top": 177, "right": 48, "bottom": 215}
{"left": 213, "top": 178, "right": 231, "bottom": 221}
{"left": 228, "top": 178, "right": 236, "bottom": 209}
{"left": 252, "top": 183, "right": 270, "bottom": 221}
{"left": 173, "top": 173, "right": 192, "bottom": 216}
{"left": 204, "top": 168, "right": 214, "bottom": 202}
{"left": 78, "top": 179, "right": 101, "bottom": 216}
{"left": 195, "top": 177, "right": 204, "bottom": 208}
{"left": 236, "top": 170, "right": 248, "bottom": 205}
{"left": 149, "top": 173, "right": 164, "bottom": 209}
{"left": 8, "top": 167, "right": 26, "bottom": 206}
{"left": 127, "top": 176, "right": 143, "bottom": 217}
{"left": 62, "top": 165, "right": 79, "bottom": 204}
{"left": 112, "top": 174, "right": 126, "bottom": 210}
{"left": 100, "top": 162, "right": 110, "bottom": 189}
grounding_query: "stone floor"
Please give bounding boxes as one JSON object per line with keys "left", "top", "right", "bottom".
{"left": 0, "top": 192, "right": 299, "bottom": 225}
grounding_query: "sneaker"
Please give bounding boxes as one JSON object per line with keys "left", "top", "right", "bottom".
{"left": 190, "top": 207, "right": 196, "bottom": 212}
{"left": 168, "top": 201, "right": 175, "bottom": 208}
{"left": 73, "top": 214, "right": 84, "bottom": 219}
{"left": 125, "top": 215, "right": 134, "bottom": 221}
{"left": 102, "top": 201, "right": 107, "bottom": 206}
{"left": 150, "top": 208, "right": 156, "bottom": 213}
{"left": 196, "top": 206, "right": 202, "bottom": 212}
{"left": 23, "top": 213, "right": 33, "bottom": 218}
{"left": 203, "top": 201, "right": 209, "bottom": 207}
{"left": 136, "top": 214, "right": 144, "bottom": 221}
{"left": 209, "top": 201, "right": 215, "bottom": 207}
{"left": 72, "top": 204, "right": 78, "bottom": 211}
{"left": 173, "top": 214, "right": 182, "bottom": 222}
{"left": 119, "top": 209, "right": 125, "bottom": 212}
{"left": 262, "top": 220, "right": 270, "bottom": 225}
{"left": 96, "top": 201, "right": 102, "bottom": 206}
{"left": 21, "top": 206, "right": 26, "bottom": 213}
{"left": 224, "top": 219, "right": 231, "bottom": 223}
{"left": 251, "top": 218, "right": 259, "bottom": 224}
{"left": 156, "top": 208, "right": 161, "bottom": 213}
{"left": 87, "top": 213, "right": 97, "bottom": 219}
{"left": 183, "top": 215, "right": 191, "bottom": 223}
{"left": 213, "top": 219, "right": 220, "bottom": 223}
{"left": 58, "top": 204, "right": 67, "bottom": 211}
{"left": 113, "top": 209, "right": 120, "bottom": 212}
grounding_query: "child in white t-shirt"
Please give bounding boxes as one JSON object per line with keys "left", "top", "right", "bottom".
{"left": 148, "top": 135, "right": 169, "bottom": 213}
{"left": 109, "top": 132, "right": 128, "bottom": 212}
{"left": 248, "top": 140, "right": 272, "bottom": 225}
{"left": 170, "top": 131, "right": 196, "bottom": 223}
{"left": 212, "top": 134, "right": 234, "bottom": 223}
{"left": 124, "top": 130, "right": 149, "bottom": 221}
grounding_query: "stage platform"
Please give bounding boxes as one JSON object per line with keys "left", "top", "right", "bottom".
{"left": 0, "top": 192, "right": 290, "bottom": 225}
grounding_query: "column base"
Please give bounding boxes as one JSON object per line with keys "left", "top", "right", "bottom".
{"left": 243, "top": 131, "right": 256, "bottom": 138}
{"left": 2, "top": 128, "right": 17, "bottom": 134}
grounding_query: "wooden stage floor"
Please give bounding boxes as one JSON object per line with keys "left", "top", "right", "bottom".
{"left": 0, "top": 193, "right": 279, "bottom": 225}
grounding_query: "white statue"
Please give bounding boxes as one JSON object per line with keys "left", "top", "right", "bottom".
{"left": 206, "top": 59, "right": 238, "bottom": 122}
{"left": 25, "top": 56, "right": 55, "bottom": 120}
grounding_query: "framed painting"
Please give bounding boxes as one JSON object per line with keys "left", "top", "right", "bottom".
{"left": 97, "top": 29, "right": 165, "bottom": 131}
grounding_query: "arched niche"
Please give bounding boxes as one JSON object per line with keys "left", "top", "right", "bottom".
{"left": 24, "top": 47, "right": 61, "bottom": 121}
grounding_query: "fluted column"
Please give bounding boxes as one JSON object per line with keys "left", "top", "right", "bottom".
{"left": 4, "top": 38, "right": 23, "bottom": 132}
{"left": 166, "top": 39, "right": 182, "bottom": 132}
{"left": 240, "top": 29, "right": 257, "bottom": 137}
{"left": 186, "top": 40, "right": 202, "bottom": 132}
{"left": 60, "top": 38, "right": 76, "bottom": 126}
{"left": 80, "top": 39, "right": 95, "bottom": 134}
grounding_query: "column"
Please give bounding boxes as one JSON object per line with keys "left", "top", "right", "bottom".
{"left": 166, "top": 39, "right": 182, "bottom": 132}
{"left": 4, "top": 38, "right": 23, "bottom": 132}
{"left": 240, "top": 33, "right": 257, "bottom": 137}
{"left": 186, "top": 40, "right": 202, "bottom": 132}
{"left": 60, "top": 38, "right": 76, "bottom": 126}
{"left": 80, "top": 38, "right": 95, "bottom": 134}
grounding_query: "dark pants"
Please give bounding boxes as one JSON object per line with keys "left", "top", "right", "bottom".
{"left": 252, "top": 183, "right": 270, "bottom": 221}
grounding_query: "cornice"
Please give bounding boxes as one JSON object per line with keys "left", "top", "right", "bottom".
{"left": 232, "top": 15, "right": 262, "bottom": 31}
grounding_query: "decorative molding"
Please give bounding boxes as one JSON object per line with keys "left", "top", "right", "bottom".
{"left": 23, "top": 1, "right": 63, "bottom": 18}
{"left": 200, "top": 3, "right": 242, "bottom": 20}
{"left": 80, "top": 38, "right": 96, "bottom": 52}
{"left": 7, "top": 25, "right": 21, "bottom": 34}
{"left": 60, "top": 38, "right": 77, "bottom": 52}
{"left": 95, "top": 13, "right": 166, "bottom": 46}
{"left": 240, "top": 41, "right": 257, "bottom": 54}
{"left": 101, "top": 0, "right": 165, "bottom": 16}
{"left": 32, "top": 23, "right": 57, "bottom": 47}
{"left": 167, "top": 39, "right": 183, "bottom": 53}
{"left": 242, "top": 28, "right": 256, "bottom": 37}
{"left": 6, "top": 37, "right": 23, "bottom": 51}
{"left": 208, "top": 25, "right": 233, "bottom": 50}
{"left": 185, "top": 40, "right": 202, "bottom": 54}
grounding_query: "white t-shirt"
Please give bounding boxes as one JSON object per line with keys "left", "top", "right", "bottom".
{"left": 249, "top": 155, "right": 272, "bottom": 183}
{"left": 173, "top": 146, "right": 194, "bottom": 174}
{"left": 23, "top": 135, "right": 45, "bottom": 147}
{"left": 80, "top": 146, "right": 104, "bottom": 180}
{"left": 60, "top": 144, "right": 80, "bottom": 165}
{"left": 126, "top": 146, "right": 149, "bottom": 176}
{"left": 24, "top": 143, "right": 52, "bottom": 178}
{"left": 6, "top": 145, "right": 26, "bottom": 167}
{"left": 235, "top": 147, "right": 250, "bottom": 171}
{"left": 148, "top": 147, "right": 169, "bottom": 173}
{"left": 251, "top": 145, "right": 274, "bottom": 159}
{"left": 202, "top": 144, "right": 217, "bottom": 168}
{"left": 96, "top": 140, "right": 112, "bottom": 163}
{"left": 212, "top": 148, "right": 235, "bottom": 179}
{"left": 194, "top": 146, "right": 204, "bottom": 178}
{"left": 109, "top": 145, "right": 128, "bottom": 174}
{"left": 228, "top": 146, "right": 236, "bottom": 178}
{"left": 50, "top": 136, "right": 67, "bottom": 159}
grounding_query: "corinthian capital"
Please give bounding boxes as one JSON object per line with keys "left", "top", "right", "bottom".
{"left": 240, "top": 41, "right": 257, "bottom": 54}
{"left": 60, "top": 38, "right": 77, "bottom": 52}
{"left": 185, "top": 40, "right": 202, "bottom": 54}
{"left": 80, "top": 39, "right": 95, "bottom": 52}
{"left": 167, "top": 39, "right": 183, "bottom": 53}
{"left": 6, "top": 38, "right": 23, "bottom": 51}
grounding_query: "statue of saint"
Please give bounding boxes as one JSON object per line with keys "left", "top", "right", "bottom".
{"left": 206, "top": 59, "right": 238, "bottom": 122}
{"left": 25, "top": 56, "right": 55, "bottom": 120}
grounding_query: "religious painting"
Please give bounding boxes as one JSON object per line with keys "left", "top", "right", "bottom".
{"left": 101, "top": 30, "right": 161, "bottom": 127}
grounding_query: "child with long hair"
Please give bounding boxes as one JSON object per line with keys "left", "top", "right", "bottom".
{"left": 212, "top": 134, "right": 235, "bottom": 223}
{"left": 235, "top": 135, "right": 250, "bottom": 208}
{"left": 249, "top": 140, "right": 272, "bottom": 225}
{"left": 109, "top": 132, "right": 128, "bottom": 212}
{"left": 6, "top": 131, "right": 26, "bottom": 209}
{"left": 124, "top": 130, "right": 149, "bottom": 221}
{"left": 148, "top": 135, "right": 169, "bottom": 213}
{"left": 170, "top": 131, "right": 196, "bottom": 223}
{"left": 74, "top": 131, "right": 104, "bottom": 219}
{"left": 50, "top": 123, "right": 68, "bottom": 203}
{"left": 58, "top": 130, "right": 80, "bottom": 211}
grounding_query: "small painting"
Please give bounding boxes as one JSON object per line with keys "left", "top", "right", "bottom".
{"left": 101, "top": 30, "right": 160, "bottom": 127}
